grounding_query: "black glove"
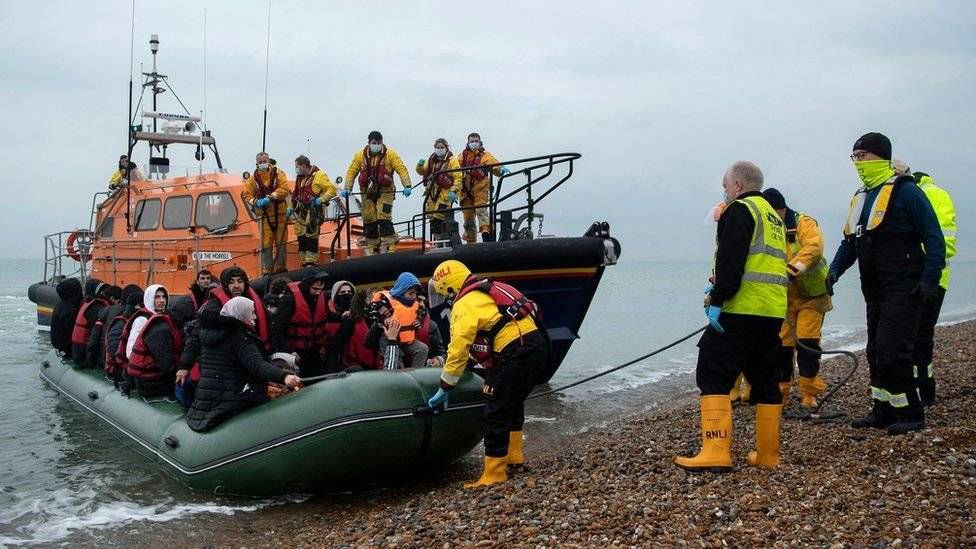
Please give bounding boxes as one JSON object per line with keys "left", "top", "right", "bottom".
{"left": 825, "top": 270, "right": 839, "bottom": 296}
{"left": 913, "top": 280, "right": 940, "bottom": 302}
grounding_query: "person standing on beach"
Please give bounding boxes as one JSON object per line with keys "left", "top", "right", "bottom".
{"left": 761, "top": 188, "right": 833, "bottom": 409}
{"left": 674, "top": 161, "right": 788, "bottom": 472}
{"left": 827, "top": 133, "right": 945, "bottom": 435}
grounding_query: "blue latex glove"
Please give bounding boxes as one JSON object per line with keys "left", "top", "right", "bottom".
{"left": 340, "top": 189, "right": 350, "bottom": 199}
{"left": 427, "top": 387, "right": 449, "bottom": 410}
{"left": 705, "top": 305, "right": 724, "bottom": 333}
{"left": 500, "top": 167, "right": 512, "bottom": 176}
{"left": 403, "top": 187, "right": 412, "bottom": 197}
{"left": 286, "top": 207, "right": 294, "bottom": 218}
{"left": 417, "top": 158, "right": 425, "bottom": 166}
{"left": 255, "top": 197, "right": 271, "bottom": 208}
{"left": 312, "top": 197, "right": 322, "bottom": 207}
{"left": 703, "top": 283, "right": 713, "bottom": 294}
{"left": 448, "top": 191, "right": 458, "bottom": 203}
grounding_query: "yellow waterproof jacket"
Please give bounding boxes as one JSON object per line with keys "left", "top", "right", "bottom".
{"left": 918, "top": 174, "right": 957, "bottom": 289}
{"left": 344, "top": 146, "right": 412, "bottom": 192}
{"left": 109, "top": 169, "right": 124, "bottom": 187}
{"left": 440, "top": 291, "right": 537, "bottom": 387}
{"left": 786, "top": 215, "right": 824, "bottom": 278}
{"left": 416, "top": 155, "right": 463, "bottom": 194}
{"left": 458, "top": 148, "right": 504, "bottom": 186}
{"left": 292, "top": 168, "right": 337, "bottom": 205}
{"left": 243, "top": 168, "right": 291, "bottom": 219}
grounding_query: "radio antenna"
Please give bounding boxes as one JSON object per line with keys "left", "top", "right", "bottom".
{"left": 125, "top": 0, "right": 136, "bottom": 232}
{"left": 261, "top": 0, "right": 272, "bottom": 151}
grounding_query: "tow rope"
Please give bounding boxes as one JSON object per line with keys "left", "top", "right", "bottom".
{"left": 784, "top": 325, "right": 860, "bottom": 423}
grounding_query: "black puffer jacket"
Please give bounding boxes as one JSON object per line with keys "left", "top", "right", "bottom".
{"left": 51, "top": 279, "right": 83, "bottom": 356}
{"left": 185, "top": 316, "right": 287, "bottom": 432}
{"left": 87, "top": 302, "right": 124, "bottom": 370}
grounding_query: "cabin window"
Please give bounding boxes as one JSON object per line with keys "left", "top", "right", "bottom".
{"left": 163, "top": 195, "right": 192, "bottom": 230}
{"left": 134, "top": 199, "right": 161, "bottom": 231}
{"left": 195, "top": 192, "right": 238, "bottom": 230}
{"left": 98, "top": 216, "right": 115, "bottom": 238}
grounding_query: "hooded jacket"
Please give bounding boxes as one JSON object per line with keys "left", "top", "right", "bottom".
{"left": 126, "top": 285, "right": 166, "bottom": 359}
{"left": 271, "top": 272, "right": 329, "bottom": 353}
{"left": 51, "top": 278, "right": 83, "bottom": 355}
{"left": 185, "top": 314, "right": 288, "bottom": 432}
{"left": 71, "top": 281, "right": 110, "bottom": 365}
{"left": 198, "top": 267, "right": 268, "bottom": 339}
{"left": 133, "top": 297, "right": 196, "bottom": 397}
{"left": 390, "top": 272, "right": 421, "bottom": 303}
{"left": 87, "top": 285, "right": 137, "bottom": 370}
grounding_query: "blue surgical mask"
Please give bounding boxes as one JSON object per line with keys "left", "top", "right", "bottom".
{"left": 434, "top": 147, "right": 447, "bottom": 158}
{"left": 369, "top": 144, "right": 382, "bottom": 154}
{"left": 467, "top": 142, "right": 480, "bottom": 150}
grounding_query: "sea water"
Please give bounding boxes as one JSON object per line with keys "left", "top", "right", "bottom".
{"left": 1, "top": 257, "right": 974, "bottom": 545}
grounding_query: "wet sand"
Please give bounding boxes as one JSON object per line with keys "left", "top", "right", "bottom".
{"left": 189, "top": 321, "right": 975, "bottom": 547}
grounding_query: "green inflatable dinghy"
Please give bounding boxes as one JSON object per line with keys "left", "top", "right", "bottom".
{"left": 39, "top": 350, "right": 486, "bottom": 496}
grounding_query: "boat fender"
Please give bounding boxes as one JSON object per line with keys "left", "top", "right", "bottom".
{"left": 164, "top": 435, "right": 179, "bottom": 449}
{"left": 87, "top": 391, "right": 98, "bottom": 401}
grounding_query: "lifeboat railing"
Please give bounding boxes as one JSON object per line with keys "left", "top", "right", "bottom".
{"left": 42, "top": 231, "right": 90, "bottom": 287}
{"left": 331, "top": 152, "right": 580, "bottom": 257}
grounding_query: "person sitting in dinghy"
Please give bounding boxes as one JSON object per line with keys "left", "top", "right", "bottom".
{"left": 127, "top": 296, "right": 196, "bottom": 398}
{"left": 272, "top": 269, "right": 331, "bottom": 379}
{"left": 50, "top": 278, "right": 83, "bottom": 357}
{"left": 198, "top": 267, "right": 271, "bottom": 353}
{"left": 370, "top": 273, "right": 428, "bottom": 369}
{"left": 186, "top": 296, "right": 302, "bottom": 432}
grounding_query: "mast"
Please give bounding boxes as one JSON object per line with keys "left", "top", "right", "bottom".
{"left": 125, "top": 0, "right": 136, "bottom": 233}
{"left": 261, "top": 0, "right": 272, "bottom": 151}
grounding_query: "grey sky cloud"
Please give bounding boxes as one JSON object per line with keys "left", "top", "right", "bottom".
{"left": 0, "top": 0, "right": 971, "bottom": 264}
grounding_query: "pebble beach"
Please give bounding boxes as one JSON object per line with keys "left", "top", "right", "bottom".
{"left": 178, "top": 321, "right": 976, "bottom": 547}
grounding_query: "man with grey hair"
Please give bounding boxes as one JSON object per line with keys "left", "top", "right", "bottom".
{"left": 675, "top": 160, "right": 788, "bottom": 472}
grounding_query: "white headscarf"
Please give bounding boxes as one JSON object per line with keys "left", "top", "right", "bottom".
{"left": 125, "top": 284, "right": 166, "bottom": 359}
{"left": 220, "top": 296, "right": 255, "bottom": 326}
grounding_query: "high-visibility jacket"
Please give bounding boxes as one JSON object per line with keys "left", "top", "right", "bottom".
{"left": 127, "top": 314, "right": 183, "bottom": 380}
{"left": 242, "top": 168, "right": 290, "bottom": 220}
{"left": 718, "top": 195, "right": 788, "bottom": 318}
{"left": 785, "top": 211, "right": 829, "bottom": 298}
{"left": 842, "top": 175, "right": 905, "bottom": 237}
{"left": 292, "top": 167, "right": 337, "bottom": 206}
{"left": 372, "top": 290, "right": 420, "bottom": 344}
{"left": 459, "top": 148, "right": 503, "bottom": 186}
{"left": 210, "top": 287, "right": 270, "bottom": 350}
{"left": 284, "top": 281, "right": 328, "bottom": 351}
{"left": 344, "top": 146, "right": 412, "bottom": 193}
{"left": 454, "top": 277, "right": 540, "bottom": 369}
{"left": 916, "top": 174, "right": 957, "bottom": 290}
{"left": 71, "top": 297, "right": 108, "bottom": 346}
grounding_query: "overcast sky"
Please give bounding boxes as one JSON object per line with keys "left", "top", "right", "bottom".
{"left": 1, "top": 1, "right": 972, "bottom": 262}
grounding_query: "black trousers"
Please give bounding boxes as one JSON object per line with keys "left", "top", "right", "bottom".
{"left": 913, "top": 285, "right": 946, "bottom": 403}
{"left": 777, "top": 339, "right": 824, "bottom": 382}
{"left": 861, "top": 270, "right": 924, "bottom": 420}
{"left": 481, "top": 330, "right": 547, "bottom": 458}
{"left": 696, "top": 313, "right": 783, "bottom": 405}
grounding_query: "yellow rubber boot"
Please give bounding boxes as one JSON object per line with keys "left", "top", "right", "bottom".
{"left": 508, "top": 431, "right": 525, "bottom": 466}
{"left": 729, "top": 375, "right": 742, "bottom": 403}
{"left": 674, "top": 395, "right": 733, "bottom": 472}
{"left": 464, "top": 456, "right": 509, "bottom": 489}
{"left": 747, "top": 404, "right": 782, "bottom": 468}
{"left": 798, "top": 376, "right": 827, "bottom": 409}
{"left": 779, "top": 381, "right": 792, "bottom": 403}
{"left": 740, "top": 377, "right": 752, "bottom": 402}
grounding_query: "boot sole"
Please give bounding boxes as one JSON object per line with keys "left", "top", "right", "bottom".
{"left": 674, "top": 463, "right": 733, "bottom": 473}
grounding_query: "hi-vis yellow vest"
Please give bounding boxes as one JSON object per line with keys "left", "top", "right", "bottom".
{"left": 789, "top": 211, "right": 830, "bottom": 298}
{"left": 718, "top": 196, "right": 788, "bottom": 318}
{"left": 917, "top": 174, "right": 957, "bottom": 290}
{"left": 842, "top": 175, "right": 900, "bottom": 237}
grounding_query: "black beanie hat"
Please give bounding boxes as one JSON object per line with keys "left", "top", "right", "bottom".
{"left": 122, "top": 284, "right": 142, "bottom": 304}
{"left": 853, "top": 132, "right": 892, "bottom": 160}
{"left": 762, "top": 188, "right": 787, "bottom": 210}
{"left": 104, "top": 285, "right": 123, "bottom": 302}
{"left": 368, "top": 130, "right": 383, "bottom": 142}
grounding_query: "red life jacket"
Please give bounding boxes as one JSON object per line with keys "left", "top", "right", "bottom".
{"left": 285, "top": 281, "right": 328, "bottom": 351}
{"left": 344, "top": 318, "right": 383, "bottom": 370}
{"left": 454, "top": 277, "right": 540, "bottom": 368}
{"left": 211, "top": 286, "right": 270, "bottom": 350}
{"left": 126, "top": 314, "right": 184, "bottom": 380}
{"left": 416, "top": 315, "right": 431, "bottom": 345}
{"left": 253, "top": 167, "right": 280, "bottom": 199}
{"left": 357, "top": 147, "right": 394, "bottom": 190}
{"left": 460, "top": 148, "right": 488, "bottom": 182}
{"left": 292, "top": 167, "right": 320, "bottom": 205}
{"left": 112, "top": 309, "right": 152, "bottom": 374}
{"left": 424, "top": 154, "right": 455, "bottom": 190}
{"left": 103, "top": 315, "right": 130, "bottom": 376}
{"left": 71, "top": 297, "right": 108, "bottom": 346}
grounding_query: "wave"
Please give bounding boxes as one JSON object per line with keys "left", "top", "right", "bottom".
{"left": 0, "top": 488, "right": 308, "bottom": 546}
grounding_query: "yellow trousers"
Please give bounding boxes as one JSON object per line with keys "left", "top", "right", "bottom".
{"left": 361, "top": 190, "right": 396, "bottom": 252}
{"left": 259, "top": 214, "right": 288, "bottom": 274}
{"left": 460, "top": 180, "right": 491, "bottom": 243}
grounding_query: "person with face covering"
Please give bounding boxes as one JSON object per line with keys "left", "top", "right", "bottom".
{"left": 371, "top": 272, "right": 429, "bottom": 369}
{"left": 416, "top": 138, "right": 463, "bottom": 238}
{"left": 102, "top": 285, "right": 144, "bottom": 381}
{"left": 457, "top": 132, "right": 511, "bottom": 244}
{"left": 50, "top": 278, "right": 83, "bottom": 356}
{"left": 198, "top": 267, "right": 271, "bottom": 351}
{"left": 342, "top": 131, "right": 413, "bottom": 255}
{"left": 127, "top": 296, "right": 196, "bottom": 398}
{"left": 271, "top": 270, "right": 331, "bottom": 378}
{"left": 186, "top": 296, "right": 301, "bottom": 432}
{"left": 828, "top": 133, "right": 945, "bottom": 435}
{"left": 320, "top": 280, "right": 356, "bottom": 371}
{"left": 290, "top": 155, "right": 337, "bottom": 267}
{"left": 242, "top": 151, "right": 291, "bottom": 275}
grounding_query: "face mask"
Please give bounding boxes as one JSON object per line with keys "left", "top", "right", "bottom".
{"left": 295, "top": 166, "right": 304, "bottom": 176}
{"left": 369, "top": 144, "right": 382, "bottom": 154}
{"left": 434, "top": 147, "right": 447, "bottom": 158}
{"left": 257, "top": 162, "right": 269, "bottom": 171}
{"left": 334, "top": 293, "right": 353, "bottom": 311}
{"left": 467, "top": 142, "right": 480, "bottom": 151}
{"left": 853, "top": 160, "right": 895, "bottom": 189}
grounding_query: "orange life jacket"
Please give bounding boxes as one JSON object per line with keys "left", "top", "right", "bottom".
{"left": 358, "top": 147, "right": 394, "bottom": 190}
{"left": 71, "top": 297, "right": 108, "bottom": 346}
{"left": 454, "top": 277, "right": 540, "bottom": 368}
{"left": 372, "top": 290, "right": 420, "bottom": 344}
{"left": 210, "top": 286, "right": 270, "bottom": 350}
{"left": 113, "top": 309, "right": 152, "bottom": 374}
{"left": 127, "top": 313, "right": 184, "bottom": 380}
{"left": 423, "top": 153, "right": 455, "bottom": 190}
{"left": 285, "top": 281, "right": 329, "bottom": 351}
{"left": 460, "top": 148, "right": 488, "bottom": 182}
